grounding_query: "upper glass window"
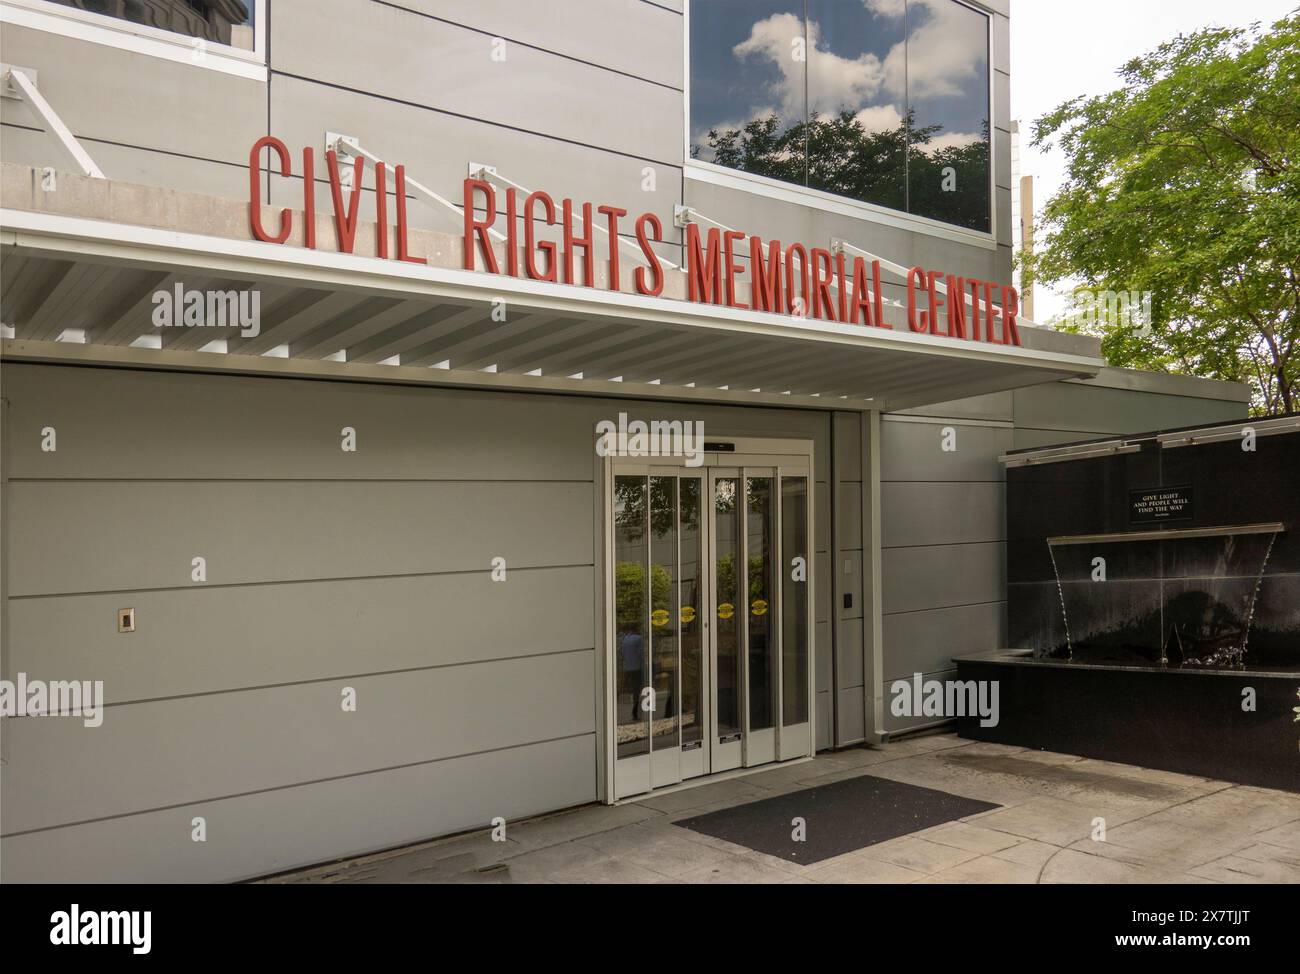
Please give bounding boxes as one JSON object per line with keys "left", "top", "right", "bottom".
{"left": 689, "top": 0, "right": 992, "bottom": 233}
{"left": 42, "top": 0, "right": 256, "bottom": 50}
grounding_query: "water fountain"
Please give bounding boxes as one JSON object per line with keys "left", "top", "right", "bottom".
{"left": 954, "top": 415, "right": 1300, "bottom": 791}
{"left": 1044, "top": 522, "right": 1282, "bottom": 668}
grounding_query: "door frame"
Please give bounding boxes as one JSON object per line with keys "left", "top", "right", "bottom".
{"left": 600, "top": 435, "right": 815, "bottom": 803}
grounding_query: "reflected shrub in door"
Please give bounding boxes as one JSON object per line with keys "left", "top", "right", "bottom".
{"left": 615, "top": 562, "right": 671, "bottom": 631}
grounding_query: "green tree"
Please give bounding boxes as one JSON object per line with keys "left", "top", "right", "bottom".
{"left": 1027, "top": 12, "right": 1300, "bottom": 414}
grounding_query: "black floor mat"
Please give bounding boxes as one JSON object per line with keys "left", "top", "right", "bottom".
{"left": 674, "top": 774, "right": 1000, "bottom": 864}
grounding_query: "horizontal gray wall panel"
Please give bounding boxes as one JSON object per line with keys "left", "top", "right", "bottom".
{"left": 1, "top": 364, "right": 601, "bottom": 481}
{"left": 1012, "top": 427, "right": 1112, "bottom": 451}
{"left": 892, "top": 391, "right": 1013, "bottom": 423}
{"left": 380, "top": 0, "right": 684, "bottom": 89}
{"left": 883, "top": 600, "right": 1007, "bottom": 681}
{"left": 8, "top": 480, "right": 592, "bottom": 596}
{"left": 266, "top": 74, "right": 683, "bottom": 239}
{"left": 880, "top": 482, "right": 1005, "bottom": 548}
{"left": 2, "top": 366, "right": 828, "bottom": 482}
{"left": 9, "top": 566, "right": 593, "bottom": 704}
{"left": 1, "top": 650, "right": 594, "bottom": 834}
{"left": 0, "top": 127, "right": 245, "bottom": 200}
{"left": 882, "top": 542, "right": 1006, "bottom": 615}
{"left": 880, "top": 418, "right": 1012, "bottom": 483}
{"left": 1, "top": 734, "right": 594, "bottom": 883}
{"left": 270, "top": 0, "right": 680, "bottom": 163}
{"left": 1012, "top": 383, "right": 1247, "bottom": 435}
{"left": 0, "top": 25, "right": 264, "bottom": 166}
{"left": 911, "top": 229, "right": 1004, "bottom": 283}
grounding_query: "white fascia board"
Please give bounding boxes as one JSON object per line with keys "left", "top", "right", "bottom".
{"left": 0, "top": 207, "right": 1105, "bottom": 378}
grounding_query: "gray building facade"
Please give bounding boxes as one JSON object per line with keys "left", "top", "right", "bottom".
{"left": 0, "top": 0, "right": 1246, "bottom": 882}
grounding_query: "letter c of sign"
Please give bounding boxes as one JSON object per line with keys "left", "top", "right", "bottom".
{"left": 906, "top": 266, "right": 928, "bottom": 333}
{"left": 249, "top": 136, "right": 293, "bottom": 244}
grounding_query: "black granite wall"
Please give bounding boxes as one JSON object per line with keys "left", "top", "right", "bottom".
{"left": 1006, "top": 427, "right": 1299, "bottom": 669}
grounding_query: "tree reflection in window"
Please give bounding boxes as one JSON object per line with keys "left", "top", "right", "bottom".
{"left": 690, "top": 0, "right": 991, "bottom": 233}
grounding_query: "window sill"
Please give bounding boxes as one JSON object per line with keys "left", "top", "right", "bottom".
{"left": 2, "top": 1, "right": 267, "bottom": 82}
{"left": 684, "top": 160, "right": 997, "bottom": 251}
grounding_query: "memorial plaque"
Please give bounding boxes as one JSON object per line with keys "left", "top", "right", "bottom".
{"left": 1129, "top": 485, "right": 1193, "bottom": 523}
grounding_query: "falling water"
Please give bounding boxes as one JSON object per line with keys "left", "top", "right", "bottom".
{"left": 1166, "top": 531, "right": 1278, "bottom": 669}
{"left": 1046, "top": 541, "right": 1074, "bottom": 661}
{"left": 1238, "top": 531, "right": 1279, "bottom": 667}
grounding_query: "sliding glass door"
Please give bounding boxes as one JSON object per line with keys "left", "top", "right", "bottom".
{"left": 610, "top": 448, "right": 813, "bottom": 800}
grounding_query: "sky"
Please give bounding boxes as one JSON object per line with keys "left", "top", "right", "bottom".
{"left": 1011, "top": 0, "right": 1298, "bottom": 321}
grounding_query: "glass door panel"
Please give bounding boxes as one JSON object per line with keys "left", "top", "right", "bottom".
{"left": 745, "top": 475, "right": 777, "bottom": 765}
{"left": 780, "top": 475, "right": 812, "bottom": 759}
{"left": 614, "top": 476, "right": 651, "bottom": 794}
{"left": 711, "top": 473, "right": 743, "bottom": 772}
{"left": 679, "top": 476, "right": 707, "bottom": 779}
{"left": 649, "top": 476, "right": 681, "bottom": 787}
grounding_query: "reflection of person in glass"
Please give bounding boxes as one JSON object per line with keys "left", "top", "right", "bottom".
{"left": 618, "top": 630, "right": 644, "bottom": 721}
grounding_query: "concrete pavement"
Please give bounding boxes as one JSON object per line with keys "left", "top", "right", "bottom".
{"left": 262, "top": 733, "right": 1300, "bottom": 884}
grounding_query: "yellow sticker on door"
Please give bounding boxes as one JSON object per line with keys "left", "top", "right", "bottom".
{"left": 717, "top": 602, "right": 735, "bottom": 620}
{"left": 651, "top": 608, "right": 670, "bottom": 627}
{"left": 751, "top": 599, "right": 769, "bottom": 616}
{"left": 680, "top": 606, "right": 696, "bottom": 624}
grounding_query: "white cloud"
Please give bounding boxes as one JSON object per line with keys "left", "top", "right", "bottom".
{"left": 726, "top": 2, "right": 984, "bottom": 132}
{"left": 806, "top": 19, "right": 889, "bottom": 115}
{"left": 732, "top": 12, "right": 808, "bottom": 118}
{"left": 863, "top": 0, "right": 906, "bottom": 18}
{"left": 853, "top": 104, "right": 905, "bottom": 134}
{"left": 916, "top": 130, "right": 983, "bottom": 153}
{"left": 891, "top": 0, "right": 985, "bottom": 99}
{"left": 734, "top": 12, "right": 889, "bottom": 119}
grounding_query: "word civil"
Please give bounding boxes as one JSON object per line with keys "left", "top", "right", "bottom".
{"left": 247, "top": 137, "right": 1021, "bottom": 346}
